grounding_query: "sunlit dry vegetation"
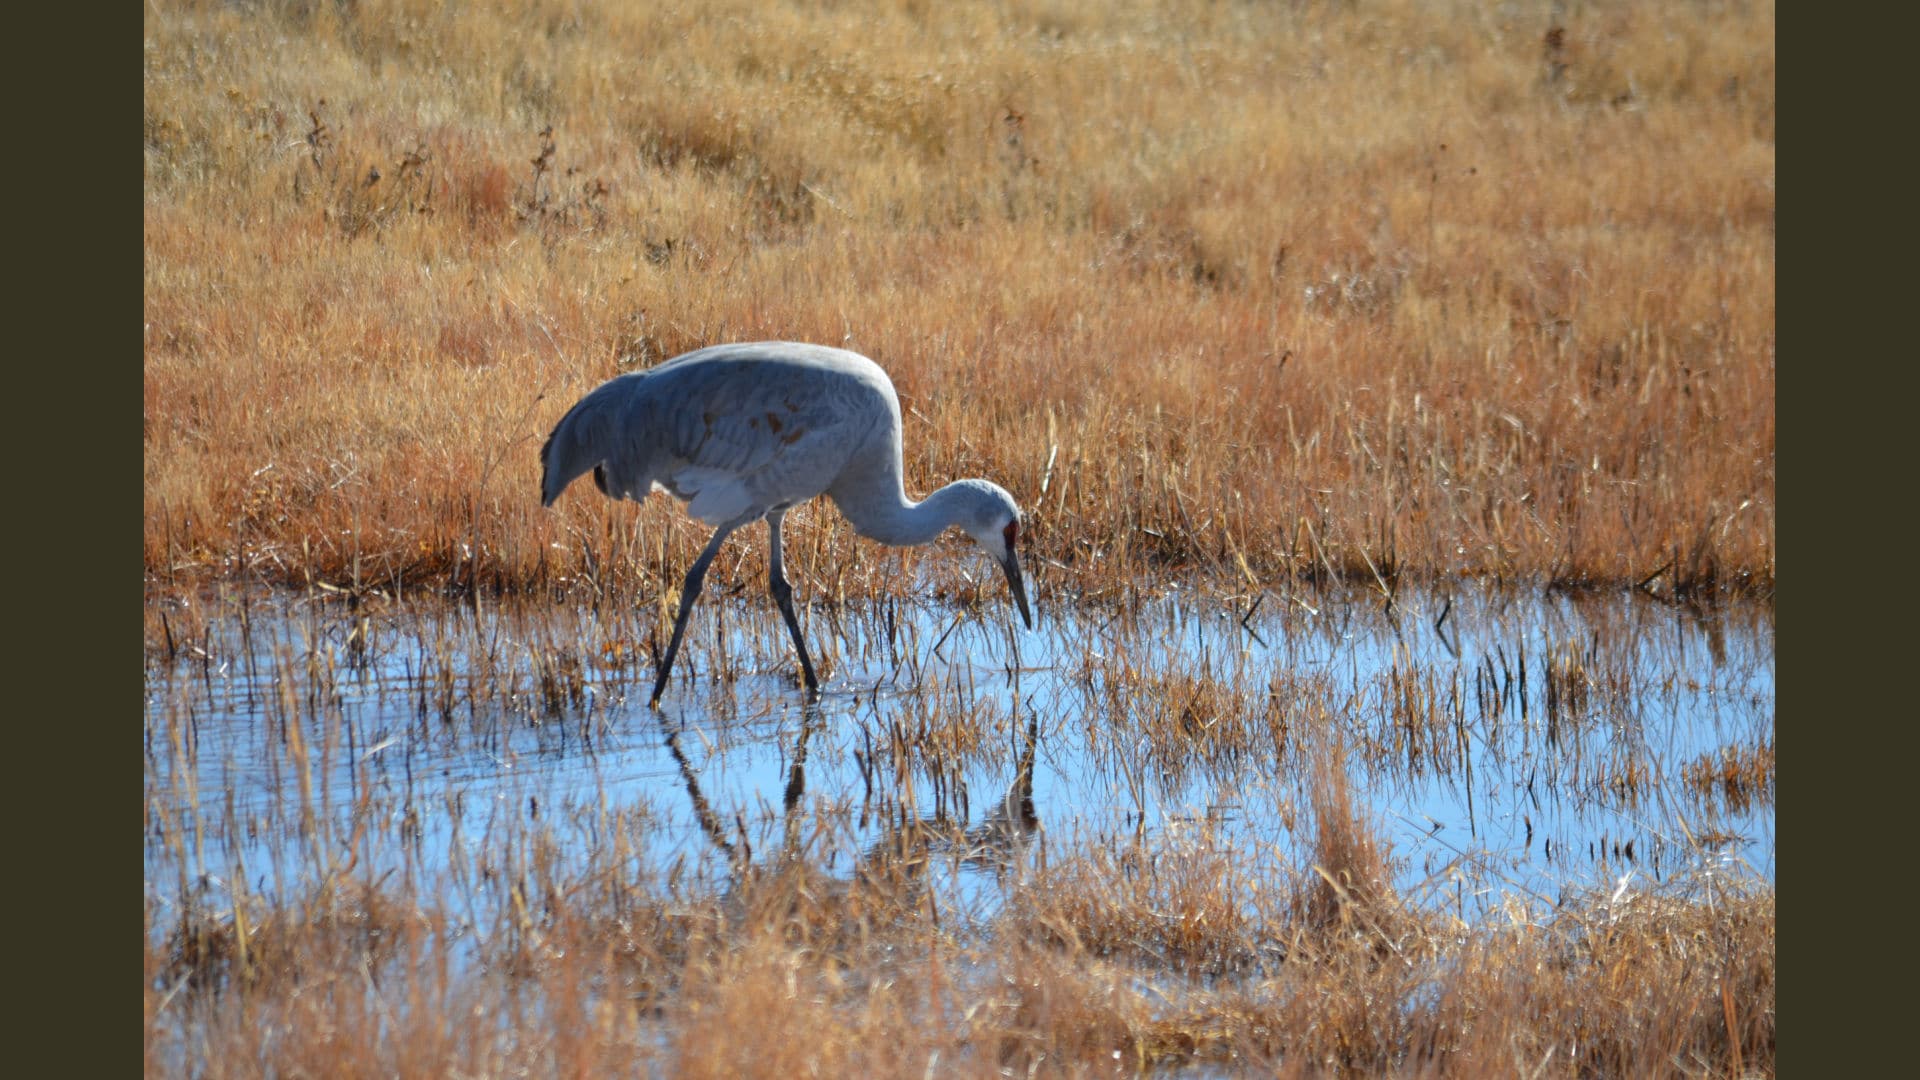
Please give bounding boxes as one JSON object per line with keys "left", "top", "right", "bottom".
{"left": 153, "top": 865, "right": 1774, "bottom": 1075}
{"left": 145, "top": 0, "right": 1774, "bottom": 609}
{"left": 145, "top": 0, "right": 1773, "bottom": 1074}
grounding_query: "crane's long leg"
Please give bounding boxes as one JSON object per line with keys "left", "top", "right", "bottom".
{"left": 651, "top": 515, "right": 751, "bottom": 707}
{"left": 766, "top": 509, "right": 821, "bottom": 693}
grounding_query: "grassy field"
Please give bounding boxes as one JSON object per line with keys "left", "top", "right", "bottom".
{"left": 144, "top": 0, "right": 1774, "bottom": 1074}
{"left": 144, "top": 0, "right": 1774, "bottom": 609}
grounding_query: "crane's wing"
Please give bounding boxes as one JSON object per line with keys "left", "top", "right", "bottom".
{"left": 542, "top": 343, "right": 896, "bottom": 524}
{"left": 541, "top": 374, "right": 648, "bottom": 506}
{"left": 653, "top": 354, "right": 887, "bottom": 526}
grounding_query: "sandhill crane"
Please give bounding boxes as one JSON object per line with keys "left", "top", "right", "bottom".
{"left": 541, "top": 341, "right": 1034, "bottom": 706}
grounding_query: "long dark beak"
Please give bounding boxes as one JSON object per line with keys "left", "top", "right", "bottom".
{"left": 1001, "top": 550, "right": 1034, "bottom": 630}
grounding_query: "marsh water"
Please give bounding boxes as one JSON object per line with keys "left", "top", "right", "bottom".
{"left": 145, "top": 579, "right": 1773, "bottom": 942}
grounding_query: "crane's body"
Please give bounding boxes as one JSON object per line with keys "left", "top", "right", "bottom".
{"left": 541, "top": 341, "right": 1032, "bottom": 705}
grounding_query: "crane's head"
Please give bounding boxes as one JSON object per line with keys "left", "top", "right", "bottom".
{"left": 953, "top": 480, "right": 1034, "bottom": 631}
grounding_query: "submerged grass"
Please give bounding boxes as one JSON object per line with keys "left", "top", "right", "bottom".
{"left": 148, "top": 719, "right": 1771, "bottom": 1077}
{"left": 144, "top": 0, "right": 1775, "bottom": 607}
{"left": 144, "top": 585, "right": 1772, "bottom": 1076}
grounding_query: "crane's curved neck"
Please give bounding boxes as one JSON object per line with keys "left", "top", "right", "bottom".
{"left": 834, "top": 475, "right": 973, "bottom": 548}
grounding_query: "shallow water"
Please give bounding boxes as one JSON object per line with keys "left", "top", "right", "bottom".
{"left": 144, "top": 579, "right": 1773, "bottom": 939}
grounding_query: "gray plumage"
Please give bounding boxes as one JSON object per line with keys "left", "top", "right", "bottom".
{"left": 541, "top": 341, "right": 1034, "bottom": 705}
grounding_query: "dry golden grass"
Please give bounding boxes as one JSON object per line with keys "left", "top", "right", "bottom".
{"left": 145, "top": 0, "right": 1774, "bottom": 609}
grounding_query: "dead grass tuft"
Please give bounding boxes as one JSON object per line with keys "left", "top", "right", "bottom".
{"left": 1683, "top": 739, "right": 1777, "bottom": 813}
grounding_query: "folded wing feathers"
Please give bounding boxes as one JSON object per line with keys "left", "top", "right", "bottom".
{"left": 543, "top": 346, "right": 885, "bottom": 521}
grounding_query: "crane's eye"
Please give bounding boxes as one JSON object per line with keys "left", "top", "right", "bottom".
{"left": 1003, "top": 521, "right": 1018, "bottom": 549}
